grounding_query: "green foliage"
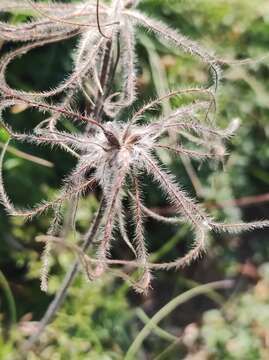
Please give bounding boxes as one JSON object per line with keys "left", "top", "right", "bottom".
{"left": 0, "top": 275, "right": 134, "bottom": 359}
{"left": 0, "top": 0, "right": 269, "bottom": 359}
{"left": 199, "top": 264, "right": 269, "bottom": 359}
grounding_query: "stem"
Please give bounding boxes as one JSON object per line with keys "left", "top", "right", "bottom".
{"left": 22, "top": 197, "right": 106, "bottom": 351}
{"left": 0, "top": 141, "right": 54, "bottom": 168}
{"left": 93, "top": 30, "right": 120, "bottom": 122}
{"left": 93, "top": 39, "right": 113, "bottom": 121}
{"left": 136, "top": 308, "right": 178, "bottom": 343}
{"left": 0, "top": 270, "right": 17, "bottom": 327}
{"left": 21, "top": 7, "right": 121, "bottom": 351}
{"left": 125, "top": 280, "right": 233, "bottom": 360}
{"left": 152, "top": 340, "right": 181, "bottom": 360}
{"left": 96, "top": 0, "right": 110, "bottom": 39}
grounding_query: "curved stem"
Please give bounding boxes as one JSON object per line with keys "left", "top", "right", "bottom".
{"left": 22, "top": 197, "right": 106, "bottom": 351}
{"left": 125, "top": 280, "right": 233, "bottom": 360}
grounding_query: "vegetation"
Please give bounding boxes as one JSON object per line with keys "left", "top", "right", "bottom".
{"left": 0, "top": 0, "right": 269, "bottom": 359}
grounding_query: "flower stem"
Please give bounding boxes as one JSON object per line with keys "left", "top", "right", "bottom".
{"left": 22, "top": 197, "right": 106, "bottom": 351}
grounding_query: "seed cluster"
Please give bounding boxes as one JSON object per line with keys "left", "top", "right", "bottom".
{"left": 0, "top": 0, "right": 268, "bottom": 293}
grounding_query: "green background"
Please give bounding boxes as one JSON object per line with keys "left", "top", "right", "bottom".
{"left": 0, "top": 0, "right": 269, "bottom": 359}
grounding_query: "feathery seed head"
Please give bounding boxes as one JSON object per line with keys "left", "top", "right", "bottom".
{"left": 0, "top": 1, "right": 268, "bottom": 293}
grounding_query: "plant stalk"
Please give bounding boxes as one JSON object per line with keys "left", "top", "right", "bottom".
{"left": 23, "top": 14, "right": 120, "bottom": 352}
{"left": 22, "top": 197, "right": 106, "bottom": 351}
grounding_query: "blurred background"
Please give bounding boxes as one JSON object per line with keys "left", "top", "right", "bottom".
{"left": 0, "top": 0, "right": 269, "bottom": 359}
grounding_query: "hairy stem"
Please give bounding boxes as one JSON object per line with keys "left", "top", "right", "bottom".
{"left": 21, "top": 12, "right": 122, "bottom": 350}
{"left": 93, "top": 39, "right": 113, "bottom": 121}
{"left": 22, "top": 197, "right": 106, "bottom": 351}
